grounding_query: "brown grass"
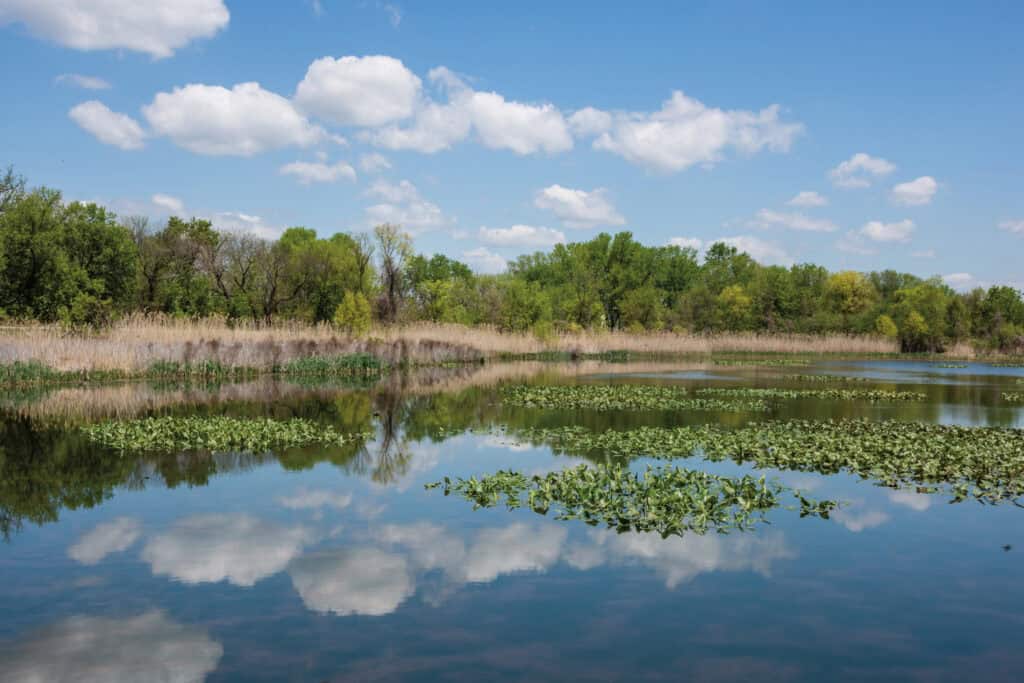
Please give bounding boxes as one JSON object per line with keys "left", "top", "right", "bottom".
{"left": 0, "top": 315, "right": 903, "bottom": 373}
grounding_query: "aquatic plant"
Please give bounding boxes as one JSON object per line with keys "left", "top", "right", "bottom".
{"left": 712, "top": 359, "right": 811, "bottom": 367}
{"left": 790, "top": 374, "right": 873, "bottom": 383}
{"left": 83, "top": 416, "right": 368, "bottom": 453}
{"left": 427, "top": 463, "right": 836, "bottom": 537}
{"left": 936, "top": 363, "right": 968, "bottom": 369}
{"left": 145, "top": 360, "right": 258, "bottom": 380}
{"left": 515, "top": 420, "right": 1024, "bottom": 504}
{"left": 1004, "top": 393, "right": 1023, "bottom": 402}
{"left": 278, "top": 353, "right": 386, "bottom": 376}
{"left": 695, "top": 387, "right": 926, "bottom": 402}
{"left": 500, "top": 384, "right": 768, "bottom": 411}
{"left": 989, "top": 361, "right": 1024, "bottom": 368}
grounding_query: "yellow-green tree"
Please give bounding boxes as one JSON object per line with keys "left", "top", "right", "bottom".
{"left": 333, "top": 291, "right": 372, "bottom": 336}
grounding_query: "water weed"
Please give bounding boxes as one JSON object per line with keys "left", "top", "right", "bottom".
{"left": 712, "top": 359, "right": 811, "bottom": 367}
{"left": 501, "top": 384, "right": 768, "bottom": 412}
{"left": 790, "top": 374, "right": 873, "bottom": 383}
{"left": 1004, "top": 393, "right": 1023, "bottom": 402}
{"left": 695, "top": 387, "right": 926, "bottom": 402}
{"left": 427, "top": 464, "right": 836, "bottom": 537}
{"left": 83, "top": 416, "right": 368, "bottom": 453}
{"left": 516, "top": 420, "right": 1024, "bottom": 504}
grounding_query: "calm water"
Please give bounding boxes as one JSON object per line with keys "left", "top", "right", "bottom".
{"left": 1, "top": 360, "right": 1023, "bottom": 682}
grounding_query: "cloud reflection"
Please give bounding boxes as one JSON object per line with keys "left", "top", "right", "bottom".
{"left": 67, "top": 517, "right": 142, "bottom": 565}
{"left": 288, "top": 548, "right": 414, "bottom": 616}
{"left": 0, "top": 610, "right": 222, "bottom": 683}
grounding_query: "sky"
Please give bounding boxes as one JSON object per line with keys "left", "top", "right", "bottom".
{"left": 1, "top": 1, "right": 1022, "bottom": 289}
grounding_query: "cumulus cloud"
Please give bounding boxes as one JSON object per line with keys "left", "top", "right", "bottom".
{"left": 668, "top": 237, "right": 703, "bottom": 250}
{"left": 359, "top": 152, "right": 392, "bottom": 173}
{"left": 833, "top": 508, "right": 889, "bottom": 533}
{"left": 277, "top": 488, "right": 353, "bottom": 511}
{"left": 829, "top": 152, "right": 896, "bottom": 188}
{"left": 295, "top": 55, "right": 422, "bottom": 127}
{"left": 289, "top": 547, "right": 414, "bottom": 616}
{"left": 151, "top": 193, "right": 184, "bottom": 214}
{"left": 860, "top": 219, "right": 915, "bottom": 243}
{"left": 68, "top": 101, "right": 146, "bottom": 150}
{"left": 67, "top": 517, "right": 142, "bottom": 565}
{"left": 142, "top": 513, "right": 312, "bottom": 586}
{"left": 836, "top": 231, "right": 877, "bottom": 255}
{"left": 534, "top": 184, "right": 625, "bottom": 228}
{"left": 943, "top": 272, "right": 980, "bottom": 291}
{"left": 143, "top": 82, "right": 327, "bottom": 156}
{"left": 478, "top": 224, "right": 565, "bottom": 248}
{"left": 750, "top": 208, "right": 837, "bottom": 232}
{"left": 583, "top": 91, "right": 802, "bottom": 173}
{"left": 891, "top": 176, "right": 938, "bottom": 206}
{"left": 718, "top": 235, "right": 794, "bottom": 266}
{"left": 568, "top": 107, "right": 613, "bottom": 137}
{"left": 368, "top": 67, "right": 571, "bottom": 155}
{"left": 565, "top": 529, "right": 793, "bottom": 589}
{"left": 279, "top": 159, "right": 356, "bottom": 184}
{"left": 55, "top": 73, "right": 110, "bottom": 90}
{"left": 0, "top": 610, "right": 222, "bottom": 683}
{"left": 211, "top": 211, "right": 283, "bottom": 240}
{"left": 462, "top": 246, "right": 508, "bottom": 274}
{"left": 786, "top": 191, "right": 827, "bottom": 207}
{"left": 0, "top": 0, "right": 229, "bottom": 58}
{"left": 998, "top": 220, "right": 1024, "bottom": 235}
{"left": 364, "top": 179, "right": 448, "bottom": 233}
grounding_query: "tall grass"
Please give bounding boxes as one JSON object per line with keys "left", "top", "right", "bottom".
{"left": 0, "top": 315, "right": 905, "bottom": 376}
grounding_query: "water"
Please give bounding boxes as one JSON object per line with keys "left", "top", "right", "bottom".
{"left": 1, "top": 360, "right": 1023, "bottom": 681}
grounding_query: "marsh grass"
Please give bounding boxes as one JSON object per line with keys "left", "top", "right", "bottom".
{"left": 427, "top": 463, "right": 836, "bottom": 537}
{"left": 501, "top": 384, "right": 768, "bottom": 412}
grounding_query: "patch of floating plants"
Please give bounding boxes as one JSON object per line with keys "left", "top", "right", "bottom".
{"left": 513, "top": 420, "right": 1024, "bottom": 504}
{"left": 695, "top": 387, "right": 926, "bottom": 402}
{"left": 936, "top": 363, "right": 968, "bottom": 369}
{"left": 989, "top": 361, "right": 1024, "bottom": 368}
{"left": 500, "top": 384, "right": 768, "bottom": 412}
{"left": 712, "top": 359, "right": 811, "bottom": 367}
{"left": 1004, "top": 393, "right": 1023, "bottom": 402}
{"left": 427, "top": 464, "right": 836, "bottom": 537}
{"left": 82, "top": 416, "right": 368, "bottom": 453}
{"left": 790, "top": 374, "right": 873, "bottom": 383}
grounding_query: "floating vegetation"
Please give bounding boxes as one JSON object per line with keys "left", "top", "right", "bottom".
{"left": 0, "top": 361, "right": 128, "bottom": 387}
{"left": 695, "top": 387, "right": 926, "bottom": 402}
{"left": 790, "top": 374, "right": 873, "bottom": 383}
{"left": 82, "top": 416, "right": 367, "bottom": 453}
{"left": 515, "top": 420, "right": 1024, "bottom": 504}
{"left": 500, "top": 384, "right": 767, "bottom": 412}
{"left": 989, "top": 361, "right": 1024, "bottom": 368}
{"left": 712, "top": 359, "right": 811, "bottom": 367}
{"left": 936, "top": 363, "right": 968, "bottom": 369}
{"left": 427, "top": 464, "right": 836, "bottom": 537}
{"left": 1004, "top": 393, "right": 1023, "bottom": 403}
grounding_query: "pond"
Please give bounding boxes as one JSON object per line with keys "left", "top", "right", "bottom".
{"left": 1, "top": 359, "right": 1023, "bottom": 682}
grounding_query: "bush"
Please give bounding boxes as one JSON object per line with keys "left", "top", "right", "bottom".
{"left": 874, "top": 314, "right": 898, "bottom": 338}
{"left": 333, "top": 291, "right": 372, "bottom": 337}
{"left": 59, "top": 292, "right": 115, "bottom": 331}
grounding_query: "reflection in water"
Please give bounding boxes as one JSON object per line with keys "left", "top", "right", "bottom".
{"left": 276, "top": 488, "right": 352, "bottom": 511}
{"left": 67, "top": 516, "right": 142, "bottom": 565}
{"left": 288, "top": 547, "right": 415, "bottom": 616}
{"left": 0, "top": 610, "right": 222, "bottom": 683}
{"left": 832, "top": 505, "right": 890, "bottom": 533}
{"left": 888, "top": 489, "right": 933, "bottom": 511}
{"left": 141, "top": 514, "right": 313, "bottom": 586}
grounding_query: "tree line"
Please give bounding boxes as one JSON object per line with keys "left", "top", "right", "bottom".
{"left": 1, "top": 166, "right": 1022, "bottom": 353}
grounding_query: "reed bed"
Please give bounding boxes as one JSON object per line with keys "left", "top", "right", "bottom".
{"left": 0, "top": 316, "right": 903, "bottom": 374}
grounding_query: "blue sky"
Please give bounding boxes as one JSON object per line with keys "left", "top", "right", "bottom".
{"left": 2, "top": 1, "right": 1022, "bottom": 288}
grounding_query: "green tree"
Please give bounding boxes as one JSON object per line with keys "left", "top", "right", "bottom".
{"left": 333, "top": 291, "right": 372, "bottom": 336}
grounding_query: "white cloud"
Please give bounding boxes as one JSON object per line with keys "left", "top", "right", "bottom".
{"left": 277, "top": 488, "right": 352, "bottom": 511}
{"left": 586, "top": 91, "right": 802, "bottom": 173}
{"left": 295, "top": 55, "right": 422, "bottom": 127}
{"left": 0, "top": 610, "right": 222, "bottom": 683}
{"left": 367, "top": 67, "right": 571, "bottom": 155}
{"left": 568, "top": 107, "right": 612, "bottom": 137}
{"left": 68, "top": 101, "right": 146, "bottom": 150}
{"left": 0, "top": 0, "right": 229, "bottom": 58}
{"left": 359, "top": 152, "right": 391, "bottom": 173}
{"left": 888, "top": 489, "right": 932, "bottom": 512}
{"left": 364, "top": 179, "right": 448, "bottom": 233}
{"left": 67, "top": 517, "right": 142, "bottom": 565}
{"left": 289, "top": 547, "right": 414, "bottom": 616}
{"left": 534, "top": 184, "right": 625, "bottom": 228}
{"left": 833, "top": 508, "right": 889, "bottom": 533}
{"left": 860, "top": 219, "right": 915, "bottom": 243}
{"left": 668, "top": 237, "right": 703, "bottom": 250}
{"left": 378, "top": 2, "right": 402, "bottom": 26}
{"left": 786, "top": 190, "right": 827, "bottom": 207}
{"left": 911, "top": 249, "right": 936, "bottom": 258}
{"left": 478, "top": 224, "right": 566, "bottom": 248}
{"left": 750, "top": 208, "right": 837, "bottom": 232}
{"left": 943, "top": 272, "right": 979, "bottom": 291}
{"left": 151, "top": 193, "right": 185, "bottom": 214}
{"left": 55, "top": 73, "right": 110, "bottom": 90}
{"left": 891, "top": 176, "right": 938, "bottom": 206}
{"left": 279, "top": 159, "right": 356, "bottom": 184}
{"left": 143, "top": 82, "right": 327, "bottom": 156}
{"left": 141, "top": 513, "right": 312, "bottom": 586}
{"left": 829, "top": 152, "right": 896, "bottom": 188}
{"left": 836, "top": 231, "right": 877, "bottom": 255}
{"left": 998, "top": 220, "right": 1024, "bottom": 235}
{"left": 212, "top": 211, "right": 282, "bottom": 240}
{"left": 462, "top": 246, "right": 508, "bottom": 274}
{"left": 459, "top": 523, "right": 566, "bottom": 583}
{"left": 718, "top": 235, "right": 794, "bottom": 266}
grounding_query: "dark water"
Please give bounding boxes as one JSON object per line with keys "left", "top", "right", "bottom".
{"left": 1, "top": 360, "right": 1023, "bottom": 682}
